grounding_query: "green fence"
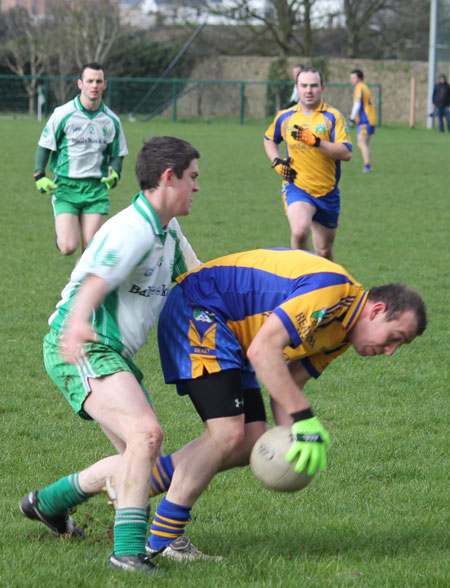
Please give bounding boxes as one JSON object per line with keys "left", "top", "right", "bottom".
{"left": 0, "top": 74, "right": 382, "bottom": 125}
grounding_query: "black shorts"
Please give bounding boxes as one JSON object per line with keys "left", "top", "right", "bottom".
{"left": 181, "top": 368, "right": 267, "bottom": 423}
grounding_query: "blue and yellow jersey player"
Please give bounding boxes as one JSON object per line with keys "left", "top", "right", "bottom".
{"left": 349, "top": 69, "right": 377, "bottom": 173}
{"left": 265, "top": 66, "right": 352, "bottom": 261}
{"left": 145, "top": 248, "right": 427, "bottom": 560}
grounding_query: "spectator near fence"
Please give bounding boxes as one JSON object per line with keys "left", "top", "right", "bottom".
{"left": 432, "top": 74, "right": 450, "bottom": 133}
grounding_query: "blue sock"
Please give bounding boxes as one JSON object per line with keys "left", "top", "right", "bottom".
{"left": 149, "top": 454, "right": 174, "bottom": 497}
{"left": 149, "top": 497, "right": 191, "bottom": 550}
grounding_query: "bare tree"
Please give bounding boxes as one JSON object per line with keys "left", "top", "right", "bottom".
{"left": 41, "top": 0, "right": 122, "bottom": 104}
{"left": 2, "top": 8, "right": 45, "bottom": 113}
{"left": 343, "top": 0, "right": 391, "bottom": 57}
{"left": 69, "top": 0, "right": 122, "bottom": 69}
{"left": 206, "top": 0, "right": 318, "bottom": 56}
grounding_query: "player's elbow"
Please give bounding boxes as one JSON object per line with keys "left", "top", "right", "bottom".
{"left": 341, "top": 148, "right": 353, "bottom": 162}
{"left": 246, "top": 342, "right": 262, "bottom": 369}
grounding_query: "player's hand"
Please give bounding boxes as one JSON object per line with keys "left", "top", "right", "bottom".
{"left": 271, "top": 157, "right": 297, "bottom": 181}
{"left": 35, "top": 174, "right": 57, "bottom": 195}
{"left": 58, "top": 321, "right": 99, "bottom": 364}
{"left": 101, "top": 167, "right": 119, "bottom": 189}
{"left": 349, "top": 119, "right": 355, "bottom": 128}
{"left": 285, "top": 417, "right": 331, "bottom": 475}
{"left": 291, "top": 125, "right": 321, "bottom": 147}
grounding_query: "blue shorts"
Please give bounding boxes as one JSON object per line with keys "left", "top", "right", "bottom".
{"left": 282, "top": 183, "right": 340, "bottom": 229}
{"left": 357, "top": 124, "right": 375, "bottom": 136}
{"left": 157, "top": 286, "right": 259, "bottom": 395}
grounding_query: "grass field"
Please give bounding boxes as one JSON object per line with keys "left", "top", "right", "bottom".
{"left": 1, "top": 117, "right": 449, "bottom": 588}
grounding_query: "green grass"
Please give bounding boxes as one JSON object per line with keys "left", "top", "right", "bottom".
{"left": 1, "top": 119, "right": 449, "bottom": 587}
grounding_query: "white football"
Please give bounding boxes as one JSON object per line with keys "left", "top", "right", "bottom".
{"left": 250, "top": 426, "right": 315, "bottom": 492}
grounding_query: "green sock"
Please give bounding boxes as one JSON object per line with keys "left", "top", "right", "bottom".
{"left": 114, "top": 507, "right": 148, "bottom": 556}
{"left": 37, "top": 473, "right": 90, "bottom": 516}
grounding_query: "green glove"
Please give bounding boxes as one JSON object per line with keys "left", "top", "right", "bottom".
{"left": 101, "top": 167, "right": 119, "bottom": 189}
{"left": 285, "top": 416, "right": 331, "bottom": 476}
{"left": 35, "top": 174, "right": 57, "bottom": 195}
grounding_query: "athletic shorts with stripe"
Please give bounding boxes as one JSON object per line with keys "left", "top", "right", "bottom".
{"left": 158, "top": 286, "right": 260, "bottom": 392}
{"left": 43, "top": 328, "right": 152, "bottom": 420}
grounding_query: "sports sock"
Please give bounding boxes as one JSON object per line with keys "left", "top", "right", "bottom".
{"left": 149, "top": 497, "right": 191, "bottom": 550}
{"left": 149, "top": 454, "right": 174, "bottom": 497}
{"left": 37, "top": 473, "right": 90, "bottom": 516}
{"left": 114, "top": 507, "right": 148, "bottom": 556}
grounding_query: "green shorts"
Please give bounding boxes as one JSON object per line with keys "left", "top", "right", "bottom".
{"left": 52, "top": 177, "right": 110, "bottom": 217}
{"left": 43, "top": 329, "right": 152, "bottom": 420}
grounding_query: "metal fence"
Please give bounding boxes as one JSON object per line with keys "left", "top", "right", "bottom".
{"left": 0, "top": 74, "right": 382, "bottom": 125}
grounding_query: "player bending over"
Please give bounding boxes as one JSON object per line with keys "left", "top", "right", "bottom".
{"left": 144, "top": 249, "right": 426, "bottom": 561}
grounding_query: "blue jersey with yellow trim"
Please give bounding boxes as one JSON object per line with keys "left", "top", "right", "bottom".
{"left": 353, "top": 82, "right": 377, "bottom": 127}
{"left": 265, "top": 100, "right": 352, "bottom": 198}
{"left": 176, "top": 249, "right": 367, "bottom": 376}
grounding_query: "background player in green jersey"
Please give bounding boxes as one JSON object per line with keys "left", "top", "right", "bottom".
{"left": 285, "top": 63, "right": 304, "bottom": 108}
{"left": 21, "top": 136, "right": 201, "bottom": 575}
{"left": 34, "top": 62, "right": 128, "bottom": 255}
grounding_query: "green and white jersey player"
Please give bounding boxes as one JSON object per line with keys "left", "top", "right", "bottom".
{"left": 48, "top": 193, "right": 198, "bottom": 371}
{"left": 21, "top": 136, "right": 201, "bottom": 576}
{"left": 34, "top": 62, "right": 128, "bottom": 256}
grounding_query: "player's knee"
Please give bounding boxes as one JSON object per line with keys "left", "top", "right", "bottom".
{"left": 129, "top": 424, "right": 164, "bottom": 458}
{"left": 315, "top": 243, "right": 333, "bottom": 260}
{"left": 290, "top": 222, "right": 310, "bottom": 242}
{"left": 57, "top": 236, "right": 79, "bottom": 256}
{"left": 210, "top": 422, "right": 246, "bottom": 456}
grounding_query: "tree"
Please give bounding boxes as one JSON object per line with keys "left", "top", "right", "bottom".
{"left": 206, "top": 0, "right": 318, "bottom": 57}
{"left": 344, "top": 0, "right": 391, "bottom": 58}
{"left": 68, "top": 0, "right": 121, "bottom": 69}
{"left": 41, "top": 0, "right": 122, "bottom": 104}
{"left": 2, "top": 7, "right": 46, "bottom": 113}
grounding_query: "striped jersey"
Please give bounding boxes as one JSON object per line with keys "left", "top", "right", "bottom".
{"left": 48, "top": 192, "right": 200, "bottom": 358}
{"left": 176, "top": 249, "right": 367, "bottom": 377}
{"left": 351, "top": 82, "right": 377, "bottom": 126}
{"left": 265, "top": 100, "right": 352, "bottom": 198}
{"left": 38, "top": 95, "right": 128, "bottom": 179}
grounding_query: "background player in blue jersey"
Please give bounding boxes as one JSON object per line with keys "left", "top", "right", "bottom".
{"left": 265, "top": 67, "right": 352, "bottom": 261}
{"left": 349, "top": 69, "right": 377, "bottom": 173}
{"left": 145, "top": 249, "right": 427, "bottom": 561}
{"left": 21, "top": 136, "right": 201, "bottom": 575}
{"left": 34, "top": 63, "right": 128, "bottom": 255}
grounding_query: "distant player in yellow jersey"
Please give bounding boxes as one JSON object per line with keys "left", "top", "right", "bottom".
{"left": 265, "top": 66, "right": 352, "bottom": 261}
{"left": 349, "top": 69, "right": 377, "bottom": 173}
{"left": 144, "top": 248, "right": 427, "bottom": 560}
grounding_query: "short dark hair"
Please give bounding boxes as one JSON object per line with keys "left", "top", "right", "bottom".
{"left": 80, "top": 62, "right": 105, "bottom": 80}
{"left": 367, "top": 283, "right": 427, "bottom": 336}
{"left": 293, "top": 63, "right": 305, "bottom": 82}
{"left": 351, "top": 69, "right": 364, "bottom": 80}
{"left": 136, "top": 136, "right": 200, "bottom": 190}
{"left": 298, "top": 66, "right": 323, "bottom": 85}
